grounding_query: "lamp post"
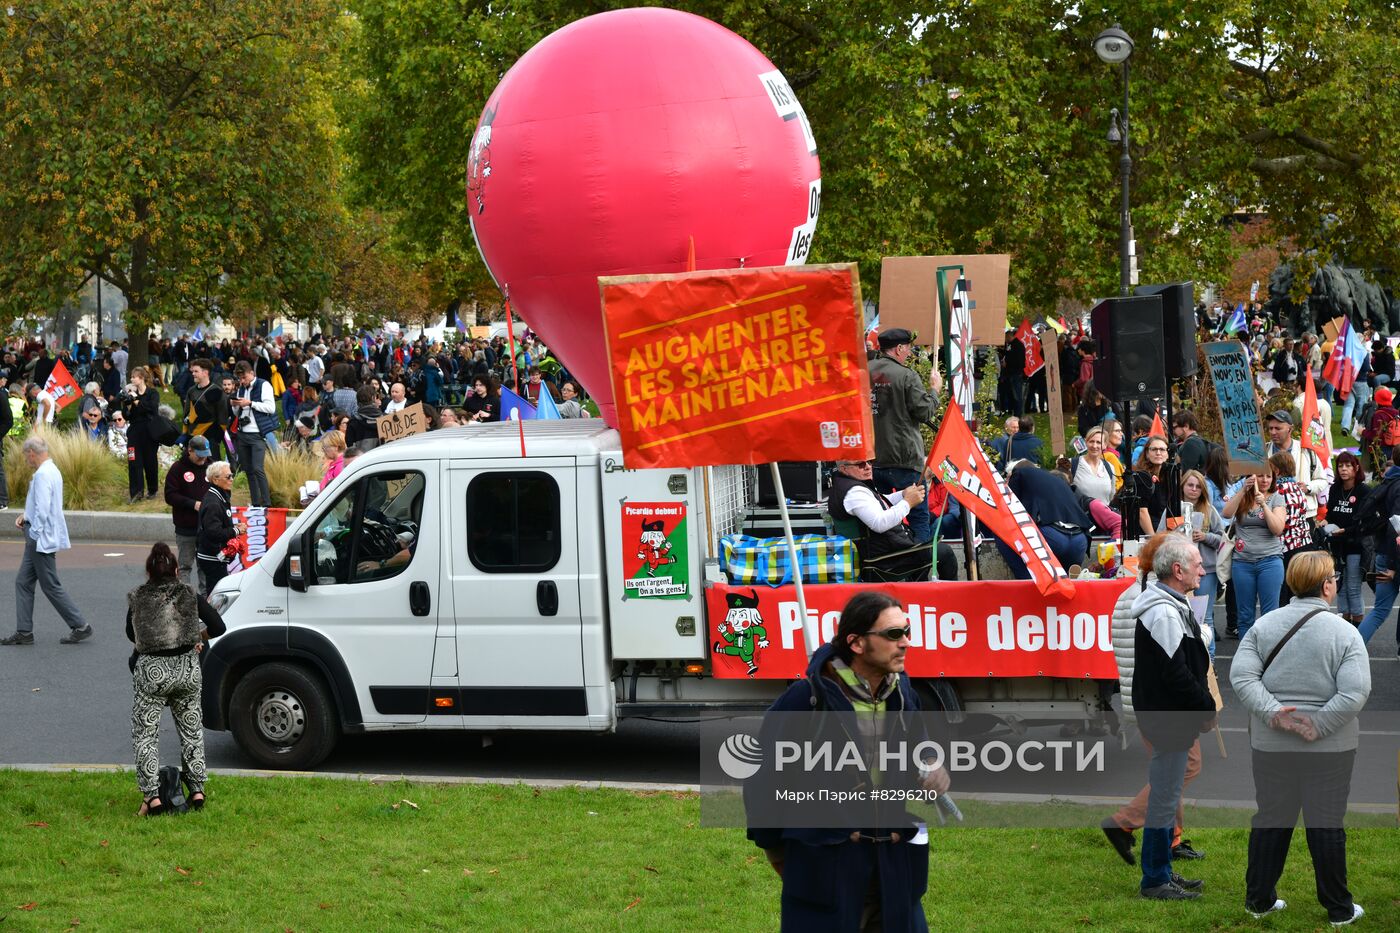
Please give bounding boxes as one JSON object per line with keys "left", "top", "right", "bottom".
{"left": 1094, "top": 24, "right": 1135, "bottom": 296}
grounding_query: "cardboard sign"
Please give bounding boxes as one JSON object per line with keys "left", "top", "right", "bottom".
{"left": 879, "top": 254, "right": 1011, "bottom": 347}
{"left": 468, "top": 325, "right": 492, "bottom": 339}
{"left": 620, "top": 502, "right": 690, "bottom": 599}
{"left": 377, "top": 402, "right": 427, "bottom": 443}
{"left": 706, "top": 579, "right": 1132, "bottom": 679}
{"left": 1042, "top": 330, "right": 1066, "bottom": 454}
{"left": 600, "top": 264, "right": 874, "bottom": 469}
{"left": 1322, "top": 316, "right": 1345, "bottom": 345}
{"left": 1202, "top": 341, "right": 1268, "bottom": 472}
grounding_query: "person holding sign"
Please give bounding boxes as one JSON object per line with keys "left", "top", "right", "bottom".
{"left": 1223, "top": 471, "right": 1287, "bottom": 639}
{"left": 870, "top": 328, "right": 941, "bottom": 545}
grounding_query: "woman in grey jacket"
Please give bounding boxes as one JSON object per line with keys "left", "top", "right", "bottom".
{"left": 1230, "top": 550, "right": 1371, "bottom": 925}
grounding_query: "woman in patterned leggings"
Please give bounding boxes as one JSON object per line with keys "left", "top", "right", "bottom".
{"left": 126, "top": 542, "right": 226, "bottom": 816}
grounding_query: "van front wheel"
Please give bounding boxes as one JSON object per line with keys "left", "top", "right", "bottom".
{"left": 229, "top": 662, "right": 339, "bottom": 769}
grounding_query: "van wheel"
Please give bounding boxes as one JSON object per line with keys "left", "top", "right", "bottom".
{"left": 229, "top": 662, "right": 339, "bottom": 769}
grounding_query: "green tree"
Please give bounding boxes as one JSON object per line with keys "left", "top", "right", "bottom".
{"left": 0, "top": 0, "right": 344, "bottom": 353}
{"left": 345, "top": 0, "right": 1400, "bottom": 320}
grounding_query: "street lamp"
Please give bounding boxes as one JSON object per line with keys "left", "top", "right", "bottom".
{"left": 1094, "top": 24, "right": 1135, "bottom": 296}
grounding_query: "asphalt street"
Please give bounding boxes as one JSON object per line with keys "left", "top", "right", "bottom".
{"left": 1, "top": 542, "right": 1397, "bottom": 812}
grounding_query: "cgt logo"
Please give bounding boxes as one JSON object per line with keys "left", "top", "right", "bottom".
{"left": 717, "top": 733, "right": 763, "bottom": 780}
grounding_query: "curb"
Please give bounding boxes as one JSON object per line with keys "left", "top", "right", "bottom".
{"left": 0, "top": 510, "right": 174, "bottom": 544}
{"left": 7, "top": 764, "right": 1393, "bottom": 813}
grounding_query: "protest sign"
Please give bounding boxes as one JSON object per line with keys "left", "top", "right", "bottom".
{"left": 600, "top": 264, "right": 873, "bottom": 469}
{"left": 706, "top": 579, "right": 1129, "bottom": 679}
{"left": 42, "top": 359, "right": 82, "bottom": 412}
{"left": 377, "top": 402, "right": 427, "bottom": 443}
{"left": 1042, "top": 330, "right": 1065, "bottom": 454}
{"left": 1322, "top": 316, "right": 1345, "bottom": 345}
{"left": 1203, "top": 341, "right": 1268, "bottom": 472}
{"left": 879, "top": 254, "right": 1010, "bottom": 346}
{"left": 226, "top": 507, "right": 293, "bottom": 573}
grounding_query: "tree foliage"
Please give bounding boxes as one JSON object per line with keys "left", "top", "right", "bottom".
{"left": 341, "top": 1, "right": 1400, "bottom": 319}
{"left": 0, "top": 0, "right": 345, "bottom": 343}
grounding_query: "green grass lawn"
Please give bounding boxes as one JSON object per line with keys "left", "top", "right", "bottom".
{"left": 1, "top": 771, "right": 1394, "bottom": 931}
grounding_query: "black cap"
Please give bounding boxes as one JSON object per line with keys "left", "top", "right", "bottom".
{"left": 1265, "top": 409, "right": 1293, "bottom": 425}
{"left": 877, "top": 328, "right": 915, "bottom": 349}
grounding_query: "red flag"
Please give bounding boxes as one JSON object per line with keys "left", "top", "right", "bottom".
{"left": 1015, "top": 321, "right": 1044, "bottom": 377}
{"left": 1149, "top": 410, "right": 1166, "bottom": 438}
{"left": 1300, "top": 374, "right": 1333, "bottom": 466}
{"left": 926, "top": 399, "right": 1074, "bottom": 597}
{"left": 42, "top": 359, "right": 82, "bottom": 412}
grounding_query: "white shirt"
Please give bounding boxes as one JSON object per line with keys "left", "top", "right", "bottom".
{"left": 841, "top": 483, "right": 910, "bottom": 533}
{"left": 304, "top": 355, "right": 324, "bottom": 384}
{"left": 24, "top": 458, "right": 70, "bottom": 553}
{"left": 384, "top": 398, "right": 406, "bottom": 414}
{"left": 34, "top": 390, "right": 56, "bottom": 424}
{"left": 237, "top": 379, "right": 276, "bottom": 434}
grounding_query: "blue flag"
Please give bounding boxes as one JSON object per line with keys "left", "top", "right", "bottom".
{"left": 535, "top": 387, "right": 562, "bottom": 420}
{"left": 499, "top": 385, "right": 537, "bottom": 421}
{"left": 192, "top": 326, "right": 204, "bottom": 342}
{"left": 453, "top": 305, "right": 467, "bottom": 333}
{"left": 269, "top": 323, "right": 284, "bottom": 339}
{"left": 1224, "top": 302, "right": 1247, "bottom": 335}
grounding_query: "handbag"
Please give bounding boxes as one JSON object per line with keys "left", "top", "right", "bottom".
{"left": 151, "top": 412, "right": 181, "bottom": 445}
{"left": 1216, "top": 523, "right": 1236, "bottom": 583}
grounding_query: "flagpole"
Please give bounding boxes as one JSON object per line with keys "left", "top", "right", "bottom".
{"left": 503, "top": 292, "right": 527, "bottom": 458}
{"left": 770, "top": 463, "right": 816, "bottom": 658}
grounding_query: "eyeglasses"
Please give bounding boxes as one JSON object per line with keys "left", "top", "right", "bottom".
{"left": 842, "top": 460, "right": 874, "bottom": 468}
{"left": 865, "top": 625, "right": 912, "bottom": 642}
{"left": 1148, "top": 446, "right": 1168, "bottom": 453}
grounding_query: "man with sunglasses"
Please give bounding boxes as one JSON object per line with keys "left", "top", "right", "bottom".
{"left": 746, "top": 592, "right": 950, "bottom": 930}
{"left": 828, "top": 457, "right": 958, "bottom": 582}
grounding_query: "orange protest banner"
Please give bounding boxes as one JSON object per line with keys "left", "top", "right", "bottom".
{"left": 600, "top": 264, "right": 874, "bottom": 469}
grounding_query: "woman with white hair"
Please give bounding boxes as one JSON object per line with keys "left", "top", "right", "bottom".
{"left": 195, "top": 461, "right": 244, "bottom": 597}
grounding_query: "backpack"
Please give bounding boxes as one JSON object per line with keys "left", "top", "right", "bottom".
{"left": 156, "top": 765, "right": 191, "bottom": 815}
{"left": 1382, "top": 412, "right": 1400, "bottom": 448}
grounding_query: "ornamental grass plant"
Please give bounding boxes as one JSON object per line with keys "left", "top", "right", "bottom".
{"left": 4, "top": 427, "right": 127, "bottom": 511}
{"left": 265, "top": 444, "right": 324, "bottom": 508}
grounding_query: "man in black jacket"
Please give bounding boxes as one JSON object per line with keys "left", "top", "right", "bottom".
{"left": 0, "top": 373, "right": 10, "bottom": 510}
{"left": 164, "top": 436, "right": 212, "bottom": 586}
{"left": 344, "top": 383, "right": 384, "bottom": 450}
{"left": 1126, "top": 534, "right": 1215, "bottom": 900}
{"left": 196, "top": 461, "right": 244, "bottom": 598}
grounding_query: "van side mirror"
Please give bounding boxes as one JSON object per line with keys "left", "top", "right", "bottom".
{"left": 288, "top": 530, "right": 313, "bottom": 592}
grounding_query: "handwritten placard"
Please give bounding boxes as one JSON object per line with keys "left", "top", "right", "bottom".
{"left": 377, "top": 402, "right": 427, "bottom": 443}
{"left": 1202, "top": 342, "right": 1267, "bottom": 472}
{"left": 1042, "top": 330, "right": 1065, "bottom": 455}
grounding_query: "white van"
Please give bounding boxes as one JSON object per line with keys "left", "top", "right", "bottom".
{"left": 202, "top": 421, "right": 1110, "bottom": 768}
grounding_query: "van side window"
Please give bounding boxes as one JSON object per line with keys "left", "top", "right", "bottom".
{"left": 467, "top": 472, "right": 560, "bottom": 572}
{"left": 310, "top": 471, "right": 426, "bottom": 585}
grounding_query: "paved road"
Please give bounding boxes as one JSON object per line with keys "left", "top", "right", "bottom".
{"left": 1, "top": 542, "right": 1396, "bottom": 810}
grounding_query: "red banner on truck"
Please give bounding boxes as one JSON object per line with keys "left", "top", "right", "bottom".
{"left": 599, "top": 264, "right": 874, "bottom": 469}
{"left": 706, "top": 579, "right": 1132, "bottom": 680}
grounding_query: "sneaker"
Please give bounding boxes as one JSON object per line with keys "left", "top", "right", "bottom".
{"left": 59, "top": 625, "right": 94, "bottom": 644}
{"left": 1331, "top": 904, "right": 1364, "bottom": 926}
{"left": 1172, "top": 839, "right": 1205, "bottom": 860}
{"left": 0, "top": 631, "right": 35, "bottom": 646}
{"left": 1101, "top": 817, "right": 1136, "bottom": 866}
{"left": 1171, "top": 872, "right": 1203, "bottom": 891}
{"left": 1141, "top": 882, "right": 1201, "bottom": 900}
{"left": 1247, "top": 898, "right": 1286, "bottom": 919}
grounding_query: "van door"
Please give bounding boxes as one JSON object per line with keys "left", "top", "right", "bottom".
{"left": 447, "top": 459, "right": 587, "bottom": 725}
{"left": 287, "top": 464, "right": 445, "bottom": 725}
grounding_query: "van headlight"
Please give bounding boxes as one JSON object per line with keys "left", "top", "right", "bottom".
{"left": 209, "top": 588, "right": 240, "bottom": 616}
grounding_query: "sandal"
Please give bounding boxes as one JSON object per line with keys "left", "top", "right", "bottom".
{"left": 139, "top": 796, "right": 164, "bottom": 817}
{"left": 189, "top": 792, "right": 205, "bottom": 811}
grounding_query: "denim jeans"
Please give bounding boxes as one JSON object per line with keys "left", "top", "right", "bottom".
{"left": 1196, "top": 571, "right": 1218, "bottom": 658}
{"left": 871, "top": 466, "right": 932, "bottom": 544}
{"left": 1339, "top": 552, "right": 1365, "bottom": 616}
{"left": 1341, "top": 380, "right": 1372, "bottom": 435}
{"left": 1233, "top": 555, "right": 1283, "bottom": 640}
{"left": 1141, "top": 745, "right": 1191, "bottom": 890}
{"left": 1359, "top": 552, "right": 1396, "bottom": 643}
{"left": 996, "top": 526, "right": 1088, "bottom": 579}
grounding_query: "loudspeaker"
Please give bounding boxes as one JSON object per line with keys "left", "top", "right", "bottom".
{"left": 1136, "top": 281, "right": 1198, "bottom": 378}
{"left": 754, "top": 462, "right": 824, "bottom": 506}
{"left": 1092, "top": 295, "right": 1168, "bottom": 400}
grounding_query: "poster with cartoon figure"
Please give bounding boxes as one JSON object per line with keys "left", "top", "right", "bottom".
{"left": 713, "top": 588, "right": 769, "bottom": 677}
{"left": 621, "top": 502, "right": 689, "bottom": 599}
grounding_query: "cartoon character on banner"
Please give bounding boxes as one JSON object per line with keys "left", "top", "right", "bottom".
{"left": 713, "top": 589, "right": 770, "bottom": 677}
{"left": 636, "top": 518, "right": 676, "bottom": 576}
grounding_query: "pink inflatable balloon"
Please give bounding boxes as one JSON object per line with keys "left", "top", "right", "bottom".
{"left": 467, "top": 7, "right": 822, "bottom": 427}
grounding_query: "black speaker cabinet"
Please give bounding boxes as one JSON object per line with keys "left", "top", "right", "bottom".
{"left": 1092, "top": 295, "right": 1168, "bottom": 400}
{"left": 1136, "top": 281, "right": 1198, "bottom": 378}
{"left": 754, "top": 461, "right": 824, "bottom": 506}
